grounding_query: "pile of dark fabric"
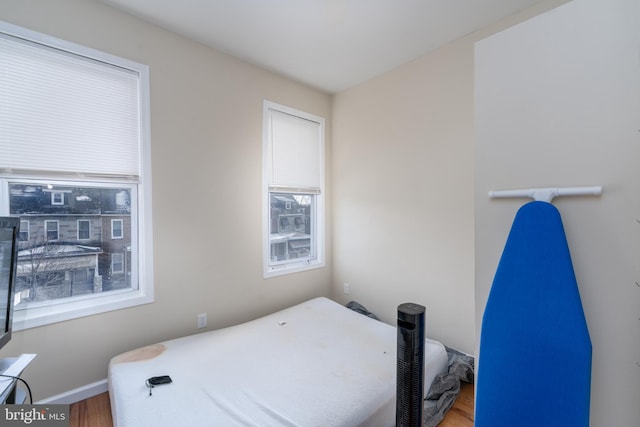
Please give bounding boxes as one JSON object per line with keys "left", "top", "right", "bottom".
{"left": 345, "top": 300, "right": 475, "bottom": 426}
{"left": 423, "top": 347, "right": 474, "bottom": 427}
{"left": 345, "top": 300, "right": 380, "bottom": 320}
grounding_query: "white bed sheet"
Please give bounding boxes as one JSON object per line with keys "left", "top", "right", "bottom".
{"left": 108, "top": 297, "right": 448, "bottom": 427}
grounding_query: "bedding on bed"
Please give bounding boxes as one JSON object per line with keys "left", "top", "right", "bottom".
{"left": 108, "top": 297, "right": 448, "bottom": 427}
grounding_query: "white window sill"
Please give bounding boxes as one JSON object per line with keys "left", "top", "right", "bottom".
{"left": 264, "top": 259, "right": 325, "bottom": 279}
{"left": 12, "top": 288, "right": 153, "bottom": 331}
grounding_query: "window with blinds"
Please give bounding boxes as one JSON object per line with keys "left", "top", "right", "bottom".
{"left": 263, "top": 101, "right": 325, "bottom": 277}
{"left": 0, "top": 21, "right": 154, "bottom": 330}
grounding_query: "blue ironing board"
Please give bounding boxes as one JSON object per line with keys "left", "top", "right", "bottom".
{"left": 476, "top": 201, "right": 591, "bottom": 427}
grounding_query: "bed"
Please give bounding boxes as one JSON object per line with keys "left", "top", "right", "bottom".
{"left": 108, "top": 297, "right": 448, "bottom": 427}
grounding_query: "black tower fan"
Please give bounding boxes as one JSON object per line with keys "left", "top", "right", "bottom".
{"left": 396, "top": 302, "right": 426, "bottom": 427}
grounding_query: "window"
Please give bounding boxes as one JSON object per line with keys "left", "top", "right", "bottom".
{"left": 72, "top": 269, "right": 88, "bottom": 285}
{"left": 111, "top": 219, "right": 123, "bottom": 239}
{"left": 0, "top": 22, "right": 154, "bottom": 330}
{"left": 18, "top": 220, "right": 29, "bottom": 241}
{"left": 77, "top": 219, "right": 90, "bottom": 240}
{"left": 263, "top": 101, "right": 324, "bottom": 277}
{"left": 112, "top": 253, "right": 124, "bottom": 274}
{"left": 45, "top": 220, "right": 59, "bottom": 241}
{"left": 51, "top": 192, "right": 64, "bottom": 206}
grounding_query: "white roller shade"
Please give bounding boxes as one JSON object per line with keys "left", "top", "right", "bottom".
{"left": 0, "top": 33, "right": 141, "bottom": 178}
{"left": 268, "top": 109, "right": 322, "bottom": 190}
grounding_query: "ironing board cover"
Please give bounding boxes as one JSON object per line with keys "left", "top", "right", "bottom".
{"left": 476, "top": 201, "right": 591, "bottom": 427}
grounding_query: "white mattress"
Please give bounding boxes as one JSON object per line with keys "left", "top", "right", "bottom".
{"left": 108, "top": 297, "right": 448, "bottom": 427}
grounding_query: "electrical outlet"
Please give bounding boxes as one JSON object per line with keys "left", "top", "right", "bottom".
{"left": 343, "top": 283, "right": 350, "bottom": 294}
{"left": 197, "top": 313, "right": 207, "bottom": 329}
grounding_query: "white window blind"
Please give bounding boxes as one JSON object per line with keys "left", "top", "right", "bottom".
{"left": 268, "top": 109, "right": 322, "bottom": 191}
{"left": 0, "top": 33, "right": 141, "bottom": 178}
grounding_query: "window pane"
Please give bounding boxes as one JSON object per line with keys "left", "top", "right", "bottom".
{"left": 9, "top": 182, "right": 133, "bottom": 308}
{"left": 269, "top": 192, "right": 314, "bottom": 263}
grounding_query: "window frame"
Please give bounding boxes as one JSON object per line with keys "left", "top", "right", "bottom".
{"left": 19, "top": 220, "right": 29, "bottom": 241}
{"left": 51, "top": 191, "right": 64, "bottom": 206}
{"left": 77, "top": 219, "right": 90, "bottom": 240}
{"left": 262, "top": 101, "right": 325, "bottom": 277}
{"left": 0, "top": 21, "right": 154, "bottom": 331}
{"left": 111, "top": 252, "right": 125, "bottom": 274}
{"left": 45, "top": 220, "right": 59, "bottom": 241}
{"left": 111, "top": 219, "right": 124, "bottom": 239}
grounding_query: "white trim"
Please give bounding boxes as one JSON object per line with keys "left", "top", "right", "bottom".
{"left": 51, "top": 192, "right": 64, "bottom": 206}
{"left": 37, "top": 378, "right": 108, "bottom": 404}
{"left": 111, "top": 218, "right": 124, "bottom": 239}
{"left": 13, "top": 288, "right": 153, "bottom": 331}
{"left": 0, "top": 21, "right": 144, "bottom": 73}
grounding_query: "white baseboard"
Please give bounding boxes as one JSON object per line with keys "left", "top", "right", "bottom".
{"left": 37, "top": 378, "right": 108, "bottom": 404}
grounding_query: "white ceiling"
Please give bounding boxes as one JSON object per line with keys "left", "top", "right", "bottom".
{"left": 100, "top": 0, "right": 545, "bottom": 93}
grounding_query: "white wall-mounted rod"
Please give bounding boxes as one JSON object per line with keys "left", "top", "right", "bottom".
{"left": 489, "top": 186, "right": 603, "bottom": 203}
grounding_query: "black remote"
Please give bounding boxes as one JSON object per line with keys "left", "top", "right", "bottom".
{"left": 146, "top": 375, "right": 172, "bottom": 386}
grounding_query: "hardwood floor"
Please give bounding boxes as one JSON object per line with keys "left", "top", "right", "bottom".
{"left": 69, "top": 391, "right": 113, "bottom": 427}
{"left": 69, "top": 383, "right": 474, "bottom": 427}
{"left": 439, "top": 382, "right": 475, "bottom": 427}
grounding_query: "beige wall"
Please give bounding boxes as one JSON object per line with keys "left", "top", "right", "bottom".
{"left": 331, "top": 36, "right": 476, "bottom": 352}
{"left": 1, "top": 0, "right": 332, "bottom": 400}
{"left": 330, "top": 0, "right": 570, "bottom": 355}
{"left": 475, "top": 0, "right": 640, "bottom": 424}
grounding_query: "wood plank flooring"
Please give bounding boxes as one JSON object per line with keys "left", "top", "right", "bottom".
{"left": 69, "top": 391, "right": 113, "bottom": 427}
{"left": 439, "top": 382, "right": 475, "bottom": 427}
{"left": 69, "top": 383, "right": 474, "bottom": 427}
